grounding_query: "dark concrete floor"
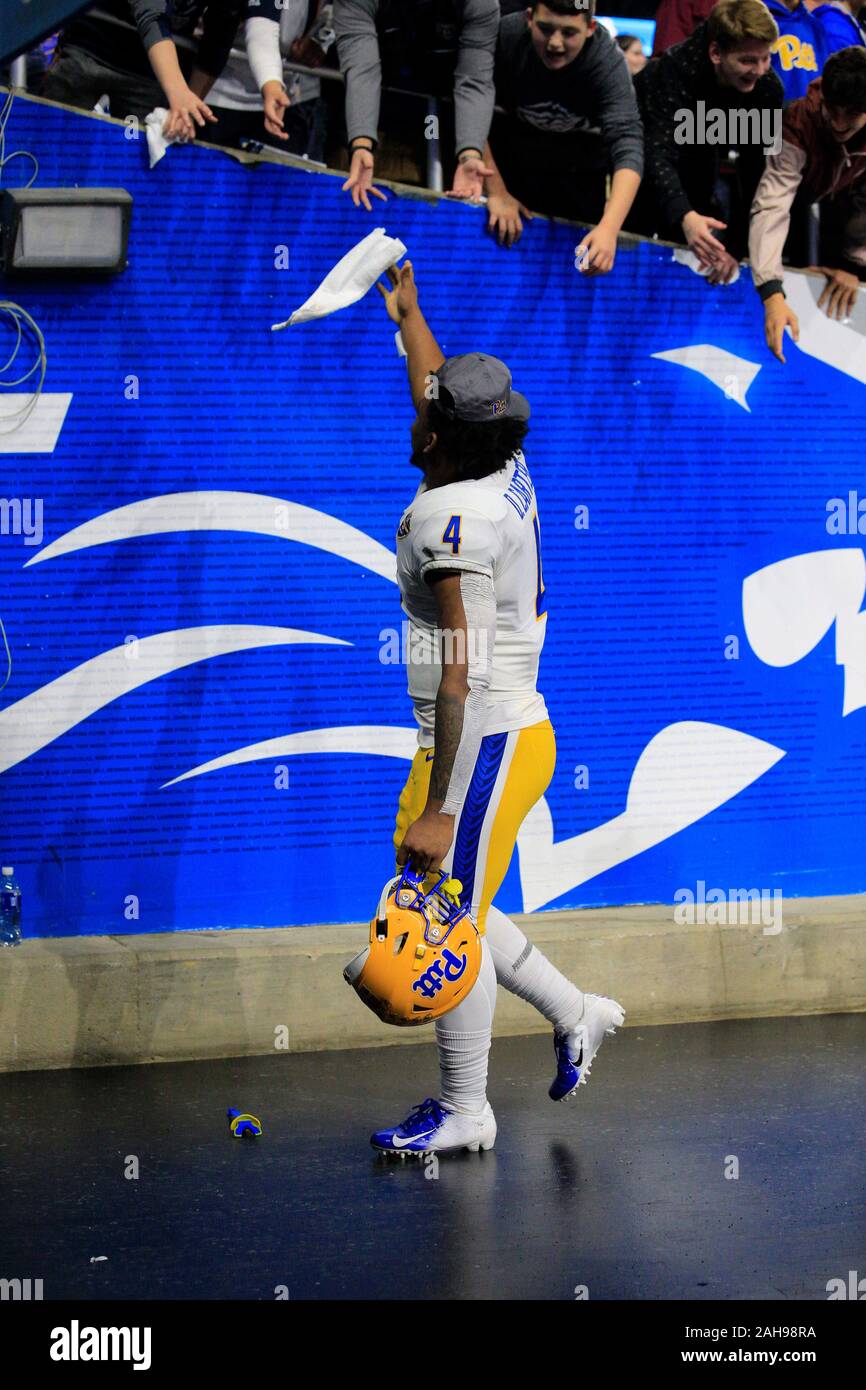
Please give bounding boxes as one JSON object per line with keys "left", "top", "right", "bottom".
{"left": 0, "top": 1013, "right": 863, "bottom": 1301}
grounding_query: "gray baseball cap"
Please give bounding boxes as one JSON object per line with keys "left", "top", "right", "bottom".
{"left": 433, "top": 353, "right": 530, "bottom": 423}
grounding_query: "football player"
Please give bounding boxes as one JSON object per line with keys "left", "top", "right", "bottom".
{"left": 366, "top": 261, "right": 624, "bottom": 1156}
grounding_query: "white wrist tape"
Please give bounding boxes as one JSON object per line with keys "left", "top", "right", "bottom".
{"left": 439, "top": 570, "right": 496, "bottom": 816}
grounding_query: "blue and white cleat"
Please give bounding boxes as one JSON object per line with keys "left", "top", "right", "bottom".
{"left": 370, "top": 1097, "right": 496, "bottom": 1157}
{"left": 549, "top": 994, "right": 625, "bottom": 1102}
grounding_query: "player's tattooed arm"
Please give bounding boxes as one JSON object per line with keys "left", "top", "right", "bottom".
{"left": 397, "top": 570, "right": 495, "bottom": 874}
{"left": 376, "top": 262, "right": 445, "bottom": 410}
{"left": 396, "top": 573, "right": 467, "bottom": 874}
{"left": 429, "top": 687, "right": 469, "bottom": 806}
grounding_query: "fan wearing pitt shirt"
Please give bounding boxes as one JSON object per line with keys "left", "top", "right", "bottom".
{"left": 367, "top": 261, "right": 624, "bottom": 1157}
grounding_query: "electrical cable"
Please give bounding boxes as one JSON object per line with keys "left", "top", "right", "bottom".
{"left": 0, "top": 300, "right": 46, "bottom": 433}
{"left": 0, "top": 90, "right": 43, "bottom": 695}
{"left": 0, "top": 616, "right": 10, "bottom": 694}
{"left": 0, "top": 90, "right": 46, "bottom": 432}
{"left": 0, "top": 89, "right": 39, "bottom": 189}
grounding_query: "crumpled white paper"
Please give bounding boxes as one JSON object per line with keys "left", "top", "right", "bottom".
{"left": 673, "top": 245, "right": 740, "bottom": 286}
{"left": 144, "top": 108, "right": 182, "bottom": 169}
{"left": 272, "top": 227, "right": 407, "bottom": 330}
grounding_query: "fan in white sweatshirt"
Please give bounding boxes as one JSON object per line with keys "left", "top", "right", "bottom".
{"left": 207, "top": 1, "right": 322, "bottom": 129}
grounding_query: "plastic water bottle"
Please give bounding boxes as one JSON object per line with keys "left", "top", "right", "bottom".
{"left": 0, "top": 866, "right": 22, "bottom": 946}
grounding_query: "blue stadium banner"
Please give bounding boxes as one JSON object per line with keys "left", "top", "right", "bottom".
{"left": 1, "top": 95, "right": 866, "bottom": 937}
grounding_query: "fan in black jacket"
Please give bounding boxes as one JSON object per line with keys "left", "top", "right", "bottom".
{"left": 628, "top": 0, "right": 783, "bottom": 283}
{"left": 482, "top": 1, "right": 644, "bottom": 269}
{"left": 43, "top": 0, "right": 245, "bottom": 140}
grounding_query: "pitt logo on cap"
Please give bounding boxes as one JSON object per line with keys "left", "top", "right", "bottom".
{"left": 491, "top": 397, "right": 507, "bottom": 416}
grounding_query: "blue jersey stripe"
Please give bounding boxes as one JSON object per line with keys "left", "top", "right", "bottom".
{"left": 452, "top": 732, "right": 509, "bottom": 907}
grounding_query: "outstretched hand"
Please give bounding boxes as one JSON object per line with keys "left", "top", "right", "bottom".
{"left": 706, "top": 250, "right": 739, "bottom": 286}
{"left": 162, "top": 87, "right": 216, "bottom": 141}
{"left": 342, "top": 148, "right": 388, "bottom": 211}
{"left": 262, "top": 80, "right": 290, "bottom": 141}
{"left": 810, "top": 265, "right": 860, "bottom": 321}
{"left": 486, "top": 192, "right": 534, "bottom": 247}
{"left": 449, "top": 155, "right": 495, "bottom": 203}
{"left": 682, "top": 211, "right": 728, "bottom": 269}
{"left": 376, "top": 260, "right": 419, "bottom": 323}
{"left": 764, "top": 292, "right": 799, "bottom": 364}
{"left": 575, "top": 222, "right": 618, "bottom": 276}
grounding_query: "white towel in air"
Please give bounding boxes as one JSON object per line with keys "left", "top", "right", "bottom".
{"left": 272, "top": 228, "right": 407, "bottom": 330}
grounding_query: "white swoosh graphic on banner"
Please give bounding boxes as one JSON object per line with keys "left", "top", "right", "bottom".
{"left": 164, "top": 719, "right": 784, "bottom": 914}
{"left": 163, "top": 724, "right": 419, "bottom": 786}
{"left": 0, "top": 625, "right": 348, "bottom": 776}
{"left": 24, "top": 491, "right": 398, "bottom": 583}
{"left": 784, "top": 272, "right": 866, "bottom": 383}
{"left": 651, "top": 346, "right": 761, "bottom": 412}
{"left": 743, "top": 549, "right": 865, "bottom": 666}
{"left": 0, "top": 393, "right": 73, "bottom": 453}
{"left": 517, "top": 721, "right": 785, "bottom": 911}
{"left": 743, "top": 549, "right": 866, "bottom": 717}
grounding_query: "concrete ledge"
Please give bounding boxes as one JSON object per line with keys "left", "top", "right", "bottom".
{"left": 1, "top": 895, "right": 864, "bottom": 1071}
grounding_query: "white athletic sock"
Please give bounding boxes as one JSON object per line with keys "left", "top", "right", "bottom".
{"left": 436, "top": 1028, "right": 491, "bottom": 1116}
{"left": 486, "top": 904, "right": 584, "bottom": 1032}
{"left": 435, "top": 937, "right": 497, "bottom": 1115}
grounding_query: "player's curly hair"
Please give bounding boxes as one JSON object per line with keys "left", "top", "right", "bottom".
{"left": 427, "top": 400, "right": 530, "bottom": 482}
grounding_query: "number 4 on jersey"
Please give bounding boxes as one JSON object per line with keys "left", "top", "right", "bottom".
{"left": 442, "top": 514, "right": 462, "bottom": 554}
{"left": 441, "top": 511, "right": 546, "bottom": 617}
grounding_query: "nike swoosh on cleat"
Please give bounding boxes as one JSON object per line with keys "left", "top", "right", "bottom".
{"left": 390, "top": 1131, "right": 435, "bottom": 1148}
{"left": 559, "top": 1043, "right": 582, "bottom": 1069}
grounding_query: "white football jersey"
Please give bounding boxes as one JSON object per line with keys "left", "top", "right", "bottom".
{"left": 395, "top": 450, "right": 549, "bottom": 745}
